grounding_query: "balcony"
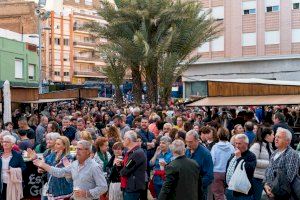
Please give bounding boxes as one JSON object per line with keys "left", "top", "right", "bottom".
{"left": 73, "top": 56, "right": 105, "bottom": 66}
{"left": 73, "top": 25, "right": 90, "bottom": 34}
{"left": 73, "top": 12, "right": 103, "bottom": 20}
{"left": 73, "top": 70, "right": 106, "bottom": 78}
{"left": 73, "top": 41, "right": 97, "bottom": 49}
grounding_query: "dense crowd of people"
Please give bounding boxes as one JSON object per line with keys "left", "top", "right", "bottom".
{"left": 0, "top": 101, "right": 300, "bottom": 200}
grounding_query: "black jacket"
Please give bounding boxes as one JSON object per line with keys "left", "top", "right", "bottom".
{"left": 158, "top": 155, "right": 202, "bottom": 200}
{"left": 107, "top": 155, "right": 122, "bottom": 183}
{"left": 120, "top": 146, "right": 147, "bottom": 192}
{"left": 0, "top": 150, "right": 26, "bottom": 193}
{"left": 225, "top": 150, "right": 257, "bottom": 197}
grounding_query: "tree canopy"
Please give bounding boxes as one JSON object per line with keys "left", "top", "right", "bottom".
{"left": 86, "top": 0, "right": 220, "bottom": 104}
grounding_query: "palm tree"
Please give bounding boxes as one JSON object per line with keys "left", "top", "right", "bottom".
{"left": 86, "top": 0, "right": 219, "bottom": 104}
{"left": 98, "top": 44, "right": 126, "bottom": 105}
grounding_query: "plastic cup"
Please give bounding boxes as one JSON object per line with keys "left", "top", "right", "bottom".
{"left": 159, "top": 158, "right": 165, "bottom": 170}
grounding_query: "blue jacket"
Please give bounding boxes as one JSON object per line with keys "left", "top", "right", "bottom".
{"left": 45, "top": 152, "right": 73, "bottom": 197}
{"left": 186, "top": 144, "right": 214, "bottom": 188}
{"left": 245, "top": 131, "right": 256, "bottom": 145}
{"left": 0, "top": 150, "right": 26, "bottom": 193}
{"left": 152, "top": 149, "right": 173, "bottom": 186}
{"left": 62, "top": 126, "right": 77, "bottom": 142}
{"left": 138, "top": 129, "right": 156, "bottom": 163}
{"left": 126, "top": 114, "right": 135, "bottom": 127}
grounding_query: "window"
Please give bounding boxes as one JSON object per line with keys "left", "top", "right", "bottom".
{"left": 292, "top": 29, "right": 300, "bottom": 43}
{"left": 266, "top": 6, "right": 279, "bottom": 12}
{"left": 212, "top": 6, "right": 224, "bottom": 20}
{"left": 244, "top": 9, "right": 256, "bottom": 15}
{"left": 85, "top": 0, "right": 92, "bottom": 6}
{"left": 197, "top": 42, "right": 210, "bottom": 52}
{"left": 242, "top": 33, "right": 256, "bottom": 46}
{"left": 64, "top": 39, "right": 69, "bottom": 46}
{"left": 49, "top": 37, "right": 52, "bottom": 45}
{"left": 55, "top": 38, "right": 60, "bottom": 45}
{"left": 293, "top": 0, "right": 300, "bottom": 9}
{"left": 54, "top": 71, "right": 60, "bottom": 76}
{"left": 55, "top": 52, "right": 60, "bottom": 61}
{"left": 75, "top": 0, "right": 80, "bottom": 3}
{"left": 84, "top": 37, "right": 95, "bottom": 43}
{"left": 242, "top": 1, "right": 256, "bottom": 15}
{"left": 15, "top": 59, "right": 23, "bottom": 79}
{"left": 265, "top": 31, "right": 280, "bottom": 45}
{"left": 63, "top": 53, "right": 69, "bottom": 61}
{"left": 211, "top": 36, "right": 224, "bottom": 51}
{"left": 198, "top": 8, "right": 209, "bottom": 19}
{"left": 64, "top": 72, "right": 70, "bottom": 76}
{"left": 28, "top": 64, "right": 35, "bottom": 80}
{"left": 265, "top": 0, "right": 280, "bottom": 12}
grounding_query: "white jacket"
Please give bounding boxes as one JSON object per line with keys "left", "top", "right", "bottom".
{"left": 250, "top": 142, "right": 273, "bottom": 180}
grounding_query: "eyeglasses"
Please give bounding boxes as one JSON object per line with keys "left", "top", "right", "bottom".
{"left": 2, "top": 141, "right": 12, "bottom": 144}
{"left": 77, "top": 147, "right": 88, "bottom": 151}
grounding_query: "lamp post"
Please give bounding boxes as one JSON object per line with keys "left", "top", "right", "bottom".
{"left": 35, "top": 1, "right": 50, "bottom": 94}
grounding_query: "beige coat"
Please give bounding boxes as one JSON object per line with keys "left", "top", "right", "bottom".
{"left": 250, "top": 142, "right": 273, "bottom": 180}
{"left": 6, "top": 167, "right": 23, "bottom": 200}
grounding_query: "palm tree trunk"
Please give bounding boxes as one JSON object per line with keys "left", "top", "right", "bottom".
{"left": 160, "top": 86, "right": 171, "bottom": 106}
{"left": 131, "top": 65, "right": 142, "bottom": 105}
{"left": 115, "top": 85, "right": 123, "bottom": 105}
{"left": 145, "top": 64, "right": 158, "bottom": 104}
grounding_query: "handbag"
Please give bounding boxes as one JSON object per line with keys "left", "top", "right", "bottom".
{"left": 291, "top": 173, "right": 300, "bottom": 199}
{"left": 228, "top": 160, "right": 251, "bottom": 195}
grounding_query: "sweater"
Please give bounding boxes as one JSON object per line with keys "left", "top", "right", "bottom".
{"left": 244, "top": 131, "right": 255, "bottom": 145}
{"left": 7, "top": 167, "right": 23, "bottom": 200}
{"left": 249, "top": 142, "right": 273, "bottom": 180}
{"left": 211, "top": 141, "right": 235, "bottom": 173}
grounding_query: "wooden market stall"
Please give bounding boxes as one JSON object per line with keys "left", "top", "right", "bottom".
{"left": 187, "top": 78, "right": 300, "bottom": 107}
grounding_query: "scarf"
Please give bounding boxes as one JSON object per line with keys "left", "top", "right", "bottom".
{"left": 98, "top": 151, "right": 109, "bottom": 171}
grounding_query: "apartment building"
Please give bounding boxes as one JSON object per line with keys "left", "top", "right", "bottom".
{"left": 43, "top": 0, "right": 107, "bottom": 85}
{"left": 183, "top": 0, "right": 300, "bottom": 98}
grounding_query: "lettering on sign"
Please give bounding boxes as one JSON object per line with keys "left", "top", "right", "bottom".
{"left": 28, "top": 174, "right": 45, "bottom": 196}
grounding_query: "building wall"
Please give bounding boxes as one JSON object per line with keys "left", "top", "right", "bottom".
{"left": 196, "top": 0, "right": 300, "bottom": 59}
{"left": 0, "top": 37, "right": 39, "bottom": 86}
{"left": 0, "top": 1, "right": 38, "bottom": 34}
{"left": 184, "top": 0, "right": 300, "bottom": 98}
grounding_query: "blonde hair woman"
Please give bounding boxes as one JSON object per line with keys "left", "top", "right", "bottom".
{"left": 230, "top": 124, "right": 244, "bottom": 145}
{"left": 80, "top": 131, "right": 93, "bottom": 144}
{"left": 43, "top": 136, "right": 73, "bottom": 199}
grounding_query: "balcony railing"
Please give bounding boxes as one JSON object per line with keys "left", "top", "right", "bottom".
{"left": 73, "top": 70, "right": 106, "bottom": 78}
{"left": 73, "top": 41, "right": 97, "bottom": 48}
{"left": 73, "top": 12, "right": 102, "bottom": 20}
{"left": 74, "top": 55, "right": 101, "bottom": 60}
{"left": 73, "top": 25, "right": 84, "bottom": 31}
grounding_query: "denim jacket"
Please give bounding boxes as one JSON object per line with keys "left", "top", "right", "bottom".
{"left": 152, "top": 149, "right": 172, "bottom": 186}
{"left": 45, "top": 152, "right": 73, "bottom": 197}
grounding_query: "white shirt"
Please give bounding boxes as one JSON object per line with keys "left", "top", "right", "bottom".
{"left": 274, "top": 149, "right": 286, "bottom": 161}
{"left": 2, "top": 155, "right": 12, "bottom": 183}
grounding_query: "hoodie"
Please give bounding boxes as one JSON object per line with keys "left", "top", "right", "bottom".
{"left": 211, "top": 141, "right": 235, "bottom": 173}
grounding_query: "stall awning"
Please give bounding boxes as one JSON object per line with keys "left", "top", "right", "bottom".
{"left": 84, "top": 97, "right": 113, "bottom": 102}
{"left": 187, "top": 95, "right": 300, "bottom": 107}
{"left": 13, "top": 98, "right": 76, "bottom": 104}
